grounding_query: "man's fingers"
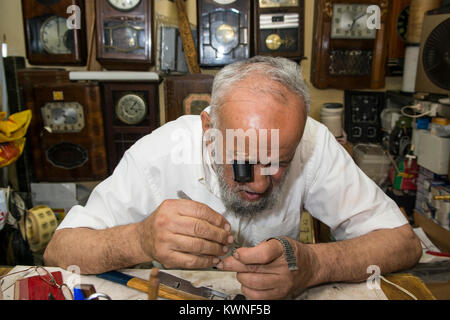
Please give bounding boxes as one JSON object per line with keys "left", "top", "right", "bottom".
{"left": 164, "top": 250, "right": 218, "bottom": 270}
{"left": 241, "top": 285, "right": 283, "bottom": 300}
{"left": 236, "top": 273, "right": 281, "bottom": 291}
{"left": 233, "top": 240, "right": 283, "bottom": 265}
{"left": 171, "top": 234, "right": 228, "bottom": 257}
{"left": 218, "top": 256, "right": 280, "bottom": 273}
{"left": 176, "top": 200, "right": 231, "bottom": 232}
{"left": 172, "top": 215, "right": 233, "bottom": 245}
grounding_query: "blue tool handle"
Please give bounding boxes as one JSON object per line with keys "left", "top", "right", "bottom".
{"left": 96, "top": 271, "right": 134, "bottom": 286}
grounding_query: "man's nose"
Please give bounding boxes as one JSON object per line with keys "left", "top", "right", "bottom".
{"left": 246, "top": 165, "right": 271, "bottom": 194}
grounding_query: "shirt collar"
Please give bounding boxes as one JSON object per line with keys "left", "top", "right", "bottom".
{"left": 195, "top": 106, "right": 222, "bottom": 198}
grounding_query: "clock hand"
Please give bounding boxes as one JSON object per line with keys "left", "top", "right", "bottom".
{"left": 57, "top": 18, "right": 61, "bottom": 49}
{"left": 351, "top": 13, "right": 366, "bottom": 30}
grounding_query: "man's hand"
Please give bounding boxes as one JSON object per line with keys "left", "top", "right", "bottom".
{"left": 138, "top": 199, "right": 234, "bottom": 269}
{"left": 217, "top": 237, "right": 316, "bottom": 300}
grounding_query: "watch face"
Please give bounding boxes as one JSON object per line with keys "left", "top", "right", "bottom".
{"left": 259, "top": 0, "right": 299, "bottom": 8}
{"left": 331, "top": 4, "right": 377, "bottom": 40}
{"left": 107, "top": 0, "right": 141, "bottom": 11}
{"left": 397, "top": 5, "right": 410, "bottom": 41}
{"left": 42, "top": 102, "right": 85, "bottom": 133}
{"left": 40, "top": 16, "right": 73, "bottom": 54}
{"left": 115, "top": 94, "right": 147, "bottom": 125}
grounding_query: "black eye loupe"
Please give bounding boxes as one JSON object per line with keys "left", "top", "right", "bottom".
{"left": 232, "top": 161, "right": 254, "bottom": 183}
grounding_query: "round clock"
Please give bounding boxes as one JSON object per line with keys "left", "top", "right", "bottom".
{"left": 40, "top": 16, "right": 73, "bottom": 54}
{"left": 107, "top": 0, "right": 142, "bottom": 11}
{"left": 116, "top": 94, "right": 147, "bottom": 125}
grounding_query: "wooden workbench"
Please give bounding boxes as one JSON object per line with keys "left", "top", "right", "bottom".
{"left": 0, "top": 266, "right": 438, "bottom": 300}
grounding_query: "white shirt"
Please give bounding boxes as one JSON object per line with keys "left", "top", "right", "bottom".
{"left": 58, "top": 115, "right": 407, "bottom": 247}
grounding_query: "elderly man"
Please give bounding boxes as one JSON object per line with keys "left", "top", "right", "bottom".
{"left": 44, "top": 56, "right": 422, "bottom": 300}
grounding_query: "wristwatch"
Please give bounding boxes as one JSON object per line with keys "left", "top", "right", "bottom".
{"left": 266, "top": 236, "right": 299, "bottom": 271}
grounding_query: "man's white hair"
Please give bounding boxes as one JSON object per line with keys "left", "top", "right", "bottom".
{"left": 210, "top": 56, "right": 310, "bottom": 127}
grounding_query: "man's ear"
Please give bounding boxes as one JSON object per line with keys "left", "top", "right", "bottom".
{"left": 200, "top": 111, "right": 212, "bottom": 133}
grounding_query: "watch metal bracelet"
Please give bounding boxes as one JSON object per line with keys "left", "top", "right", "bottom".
{"left": 266, "top": 236, "right": 299, "bottom": 271}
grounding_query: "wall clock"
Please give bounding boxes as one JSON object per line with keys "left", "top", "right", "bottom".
{"left": 101, "top": 82, "right": 160, "bottom": 173}
{"left": 21, "top": 0, "right": 87, "bottom": 65}
{"left": 164, "top": 74, "right": 214, "bottom": 123}
{"left": 26, "top": 82, "right": 108, "bottom": 182}
{"left": 387, "top": 0, "right": 410, "bottom": 75}
{"left": 95, "top": 0, "right": 154, "bottom": 70}
{"left": 311, "top": 0, "right": 389, "bottom": 89}
{"left": 197, "top": 0, "right": 251, "bottom": 67}
{"left": 253, "top": 0, "right": 304, "bottom": 60}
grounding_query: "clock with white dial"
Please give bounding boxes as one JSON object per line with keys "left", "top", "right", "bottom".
{"left": 107, "top": 0, "right": 141, "bottom": 11}
{"left": 115, "top": 94, "right": 147, "bottom": 125}
{"left": 331, "top": 4, "right": 376, "bottom": 39}
{"left": 42, "top": 102, "right": 85, "bottom": 133}
{"left": 40, "top": 16, "right": 73, "bottom": 54}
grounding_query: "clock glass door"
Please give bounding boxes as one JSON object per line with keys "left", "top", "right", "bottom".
{"left": 103, "top": 21, "right": 146, "bottom": 55}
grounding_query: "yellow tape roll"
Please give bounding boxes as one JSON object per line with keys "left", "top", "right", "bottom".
{"left": 19, "top": 205, "right": 58, "bottom": 253}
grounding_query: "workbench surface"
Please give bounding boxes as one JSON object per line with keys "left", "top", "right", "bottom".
{"left": 0, "top": 266, "right": 440, "bottom": 300}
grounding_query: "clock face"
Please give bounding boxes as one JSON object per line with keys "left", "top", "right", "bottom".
{"left": 40, "top": 16, "right": 73, "bottom": 54}
{"left": 259, "top": 0, "right": 299, "bottom": 8}
{"left": 331, "top": 4, "right": 377, "bottom": 40}
{"left": 107, "top": 0, "right": 141, "bottom": 11}
{"left": 42, "top": 102, "right": 85, "bottom": 133}
{"left": 116, "top": 94, "right": 147, "bottom": 125}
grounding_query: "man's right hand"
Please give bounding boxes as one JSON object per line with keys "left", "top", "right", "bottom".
{"left": 138, "top": 199, "right": 233, "bottom": 269}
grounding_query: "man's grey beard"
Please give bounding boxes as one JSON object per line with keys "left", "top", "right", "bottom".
{"left": 215, "top": 164, "right": 290, "bottom": 217}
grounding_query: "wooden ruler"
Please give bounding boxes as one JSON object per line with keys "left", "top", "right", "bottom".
{"left": 173, "top": 0, "right": 201, "bottom": 74}
{"left": 299, "top": 211, "right": 316, "bottom": 244}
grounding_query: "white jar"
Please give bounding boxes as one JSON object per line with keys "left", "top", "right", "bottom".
{"left": 321, "top": 103, "right": 344, "bottom": 138}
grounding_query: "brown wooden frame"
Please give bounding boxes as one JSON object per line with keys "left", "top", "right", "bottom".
{"left": 164, "top": 74, "right": 214, "bottom": 123}
{"left": 253, "top": 0, "right": 305, "bottom": 60}
{"left": 95, "top": 0, "right": 154, "bottom": 70}
{"left": 197, "top": 0, "right": 251, "bottom": 67}
{"left": 19, "top": 74, "right": 107, "bottom": 182}
{"left": 310, "top": 0, "right": 389, "bottom": 89}
{"left": 101, "top": 81, "right": 160, "bottom": 173}
{"left": 21, "top": 0, "right": 87, "bottom": 66}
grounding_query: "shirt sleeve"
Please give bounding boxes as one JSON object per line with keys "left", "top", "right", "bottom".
{"left": 304, "top": 126, "right": 408, "bottom": 241}
{"left": 57, "top": 147, "right": 162, "bottom": 231}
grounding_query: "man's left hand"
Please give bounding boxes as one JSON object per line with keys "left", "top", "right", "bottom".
{"left": 217, "top": 238, "right": 315, "bottom": 299}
